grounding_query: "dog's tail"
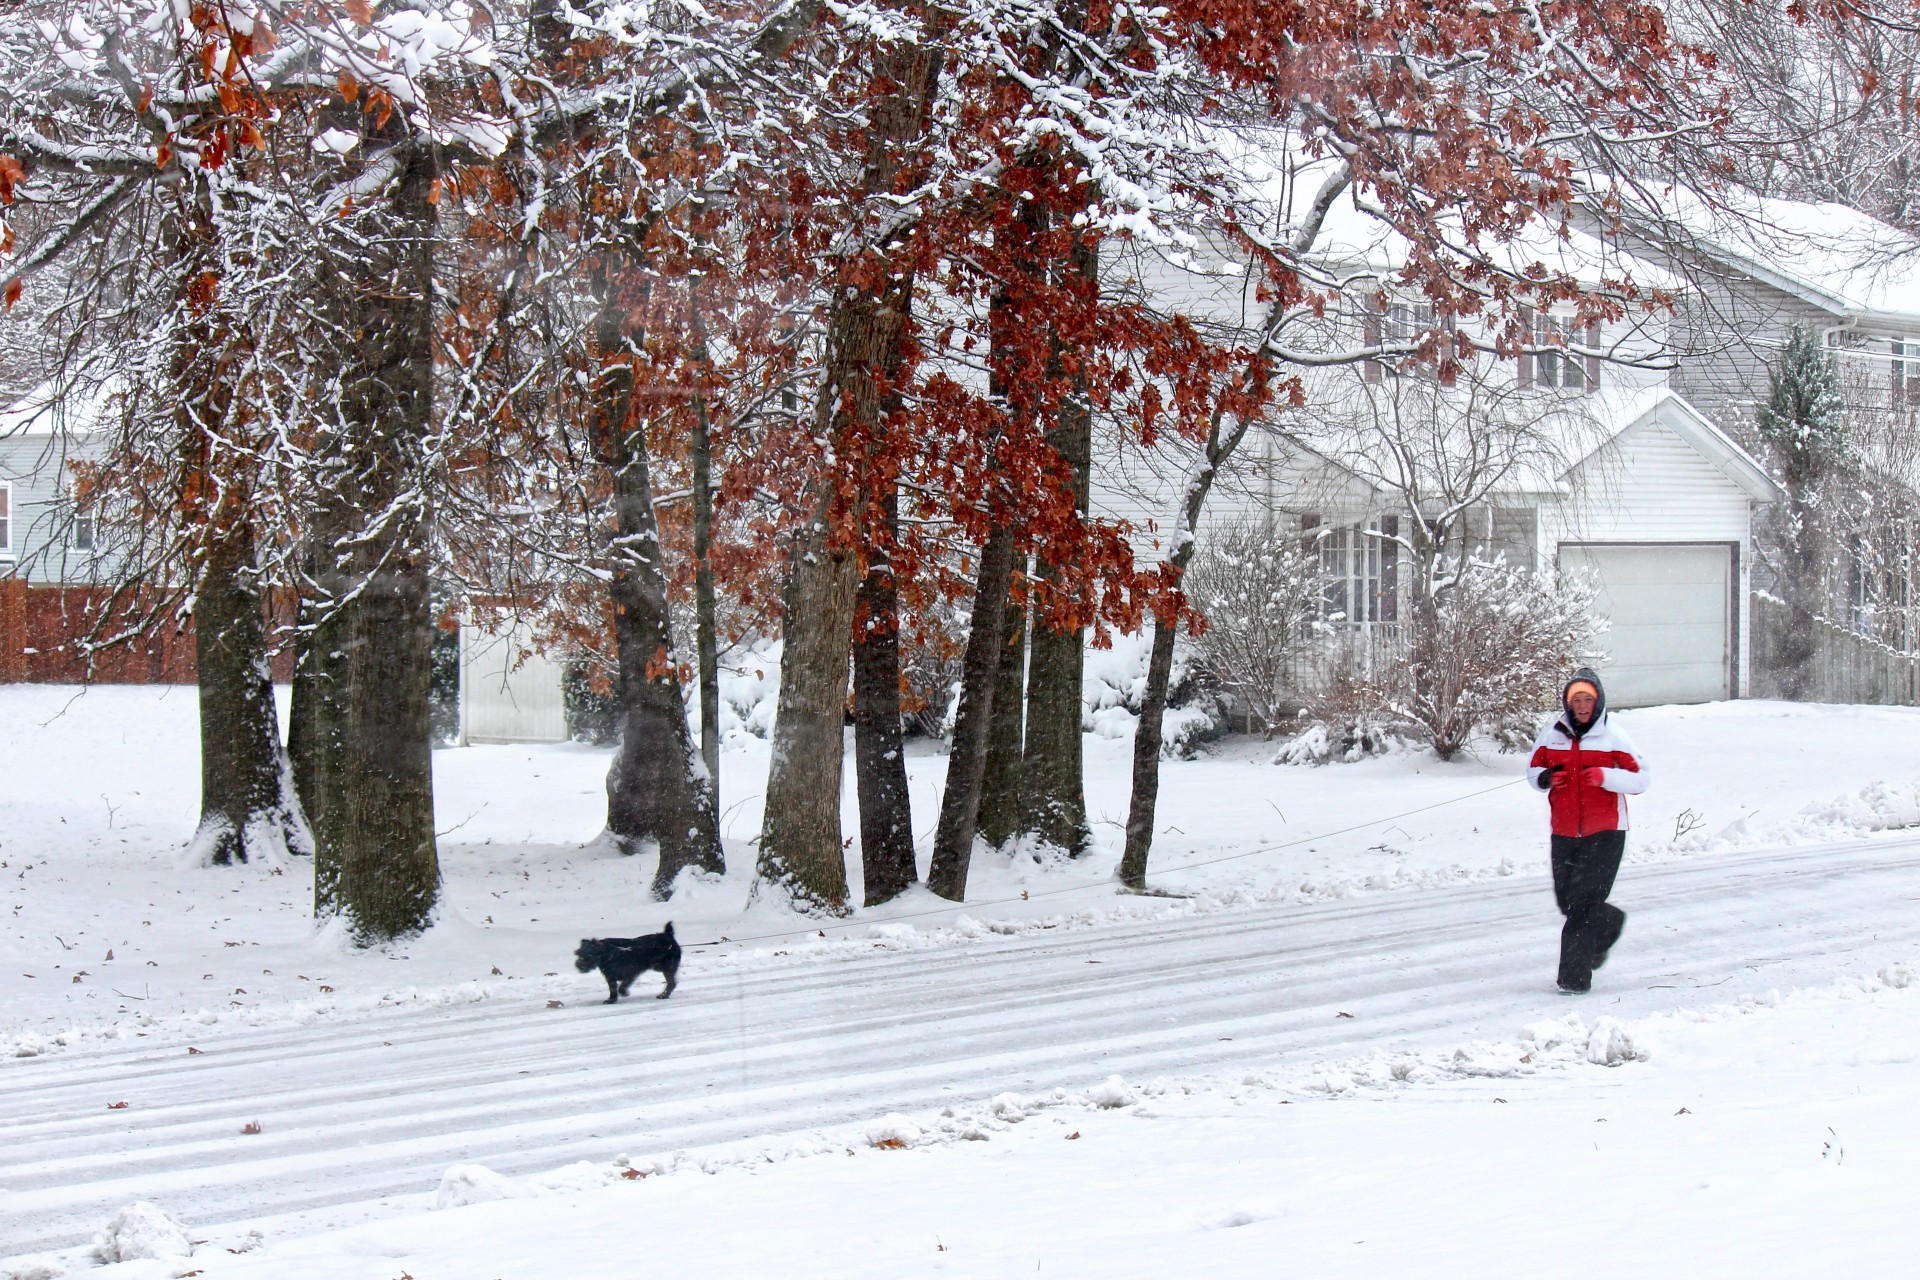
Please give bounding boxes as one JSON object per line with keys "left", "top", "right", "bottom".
{"left": 663, "top": 921, "right": 674, "bottom": 938}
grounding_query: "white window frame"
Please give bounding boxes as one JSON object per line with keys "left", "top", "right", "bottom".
{"left": 1307, "top": 517, "right": 1400, "bottom": 625}
{"left": 1521, "top": 312, "right": 1601, "bottom": 393}
{"left": 0, "top": 482, "right": 12, "bottom": 556}
{"left": 1890, "top": 338, "right": 1920, "bottom": 409}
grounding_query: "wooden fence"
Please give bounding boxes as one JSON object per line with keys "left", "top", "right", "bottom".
{"left": 1749, "top": 591, "right": 1920, "bottom": 706}
{"left": 0, "top": 579, "right": 299, "bottom": 685}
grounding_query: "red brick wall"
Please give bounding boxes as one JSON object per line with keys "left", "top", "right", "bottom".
{"left": 0, "top": 583, "right": 297, "bottom": 685}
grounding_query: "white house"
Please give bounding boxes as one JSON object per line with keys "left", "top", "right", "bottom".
{"left": 1092, "top": 172, "right": 1803, "bottom": 709}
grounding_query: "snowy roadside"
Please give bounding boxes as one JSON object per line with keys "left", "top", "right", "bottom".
{"left": 10, "top": 963, "right": 1919, "bottom": 1280}
{"left": 4, "top": 686, "right": 1920, "bottom": 1057}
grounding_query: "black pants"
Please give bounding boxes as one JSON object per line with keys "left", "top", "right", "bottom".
{"left": 1550, "top": 830, "right": 1626, "bottom": 984}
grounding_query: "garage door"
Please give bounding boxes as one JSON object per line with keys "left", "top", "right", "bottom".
{"left": 1557, "top": 543, "right": 1732, "bottom": 708}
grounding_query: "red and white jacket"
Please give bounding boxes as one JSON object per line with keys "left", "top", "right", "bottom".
{"left": 1526, "top": 713, "right": 1649, "bottom": 837}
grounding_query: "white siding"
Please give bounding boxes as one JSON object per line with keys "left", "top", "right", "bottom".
{"left": 459, "top": 618, "right": 569, "bottom": 745}
{"left": 0, "top": 433, "right": 96, "bottom": 584}
{"left": 1090, "top": 431, "right": 1379, "bottom": 567}
{"left": 1546, "top": 418, "right": 1754, "bottom": 545}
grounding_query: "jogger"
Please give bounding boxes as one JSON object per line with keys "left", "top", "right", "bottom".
{"left": 1527, "top": 668, "right": 1648, "bottom": 993}
{"left": 1550, "top": 830, "right": 1626, "bottom": 992}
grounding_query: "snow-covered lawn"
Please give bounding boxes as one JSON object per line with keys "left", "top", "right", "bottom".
{"left": 4, "top": 686, "right": 1920, "bottom": 1277}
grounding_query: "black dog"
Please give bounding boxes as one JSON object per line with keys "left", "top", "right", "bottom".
{"left": 574, "top": 923, "right": 680, "bottom": 1003}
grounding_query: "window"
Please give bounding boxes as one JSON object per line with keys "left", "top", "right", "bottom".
{"left": 1363, "top": 299, "right": 1436, "bottom": 383}
{"left": 1890, "top": 339, "right": 1920, "bottom": 408}
{"left": 73, "top": 510, "right": 95, "bottom": 552}
{"left": 0, "top": 484, "right": 10, "bottom": 555}
{"left": 1520, "top": 312, "right": 1601, "bottom": 392}
{"left": 1304, "top": 514, "right": 1399, "bottom": 624}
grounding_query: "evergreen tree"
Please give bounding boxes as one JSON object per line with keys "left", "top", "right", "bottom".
{"left": 1756, "top": 324, "right": 1849, "bottom": 697}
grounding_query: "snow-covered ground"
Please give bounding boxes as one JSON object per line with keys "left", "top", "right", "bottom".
{"left": 4, "top": 685, "right": 1920, "bottom": 1278}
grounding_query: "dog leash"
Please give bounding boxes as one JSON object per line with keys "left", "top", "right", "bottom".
{"left": 676, "top": 775, "right": 1527, "bottom": 950}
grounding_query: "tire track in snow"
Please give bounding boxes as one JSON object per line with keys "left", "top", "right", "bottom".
{"left": 4, "top": 835, "right": 1918, "bottom": 1258}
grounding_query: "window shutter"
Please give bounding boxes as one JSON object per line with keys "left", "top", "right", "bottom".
{"left": 1584, "top": 321, "right": 1602, "bottom": 391}
{"left": 1363, "top": 300, "right": 1384, "bottom": 383}
{"left": 1377, "top": 514, "right": 1399, "bottom": 623}
{"left": 1517, "top": 306, "right": 1535, "bottom": 388}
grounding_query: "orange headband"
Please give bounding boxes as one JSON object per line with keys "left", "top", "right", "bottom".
{"left": 1566, "top": 681, "right": 1598, "bottom": 702}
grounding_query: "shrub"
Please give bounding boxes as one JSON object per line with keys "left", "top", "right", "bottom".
{"left": 563, "top": 661, "right": 622, "bottom": 745}
{"left": 1394, "top": 557, "right": 1600, "bottom": 759}
{"left": 1183, "top": 520, "right": 1328, "bottom": 735}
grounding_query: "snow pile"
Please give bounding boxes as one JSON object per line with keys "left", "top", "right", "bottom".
{"left": 1086, "top": 1074, "right": 1138, "bottom": 1108}
{"left": 1081, "top": 631, "right": 1222, "bottom": 756}
{"left": 1584, "top": 1016, "right": 1648, "bottom": 1066}
{"left": 865, "top": 1114, "right": 925, "bottom": 1147}
{"left": 0, "top": 1259, "right": 66, "bottom": 1280}
{"left": 989, "top": 1092, "right": 1028, "bottom": 1120}
{"left": 88, "top": 1202, "right": 191, "bottom": 1264}
{"left": 433, "top": 1164, "right": 531, "bottom": 1210}
{"left": 9, "top": 1033, "right": 52, "bottom": 1058}
{"left": 1656, "top": 779, "right": 1920, "bottom": 859}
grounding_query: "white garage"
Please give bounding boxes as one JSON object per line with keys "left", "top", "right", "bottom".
{"left": 459, "top": 615, "right": 570, "bottom": 744}
{"left": 1558, "top": 542, "right": 1734, "bottom": 707}
{"left": 1540, "top": 389, "right": 1781, "bottom": 709}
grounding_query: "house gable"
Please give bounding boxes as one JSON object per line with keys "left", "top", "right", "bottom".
{"left": 1550, "top": 394, "right": 1777, "bottom": 545}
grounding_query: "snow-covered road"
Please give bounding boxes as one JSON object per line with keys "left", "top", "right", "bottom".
{"left": 7, "top": 833, "right": 1920, "bottom": 1258}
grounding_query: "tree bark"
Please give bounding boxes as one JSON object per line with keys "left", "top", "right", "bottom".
{"left": 1116, "top": 616, "right": 1179, "bottom": 889}
{"left": 191, "top": 521, "right": 306, "bottom": 865}
{"left": 692, "top": 398, "right": 722, "bottom": 791}
{"left": 756, "top": 34, "right": 945, "bottom": 912}
{"left": 591, "top": 275, "right": 725, "bottom": 898}
{"left": 757, "top": 517, "right": 861, "bottom": 910}
{"left": 308, "top": 144, "right": 441, "bottom": 944}
{"left": 1119, "top": 412, "right": 1245, "bottom": 890}
{"left": 1018, "top": 233, "right": 1096, "bottom": 856}
{"left": 853, "top": 489, "right": 916, "bottom": 905}
{"left": 977, "top": 586, "right": 1026, "bottom": 849}
{"left": 927, "top": 524, "right": 1018, "bottom": 900}
{"left": 169, "top": 178, "right": 307, "bottom": 868}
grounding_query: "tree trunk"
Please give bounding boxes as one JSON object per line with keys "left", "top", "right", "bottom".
{"left": 692, "top": 398, "right": 722, "bottom": 791}
{"left": 1020, "top": 566, "right": 1089, "bottom": 855}
{"left": 758, "top": 517, "right": 861, "bottom": 910}
{"left": 1117, "top": 616, "right": 1179, "bottom": 889}
{"left": 591, "top": 275, "right": 724, "bottom": 898}
{"left": 853, "top": 489, "right": 916, "bottom": 905}
{"left": 169, "top": 178, "right": 307, "bottom": 868}
{"left": 927, "top": 524, "right": 1018, "bottom": 900}
{"left": 191, "top": 521, "right": 307, "bottom": 865}
{"left": 1018, "top": 231, "right": 1095, "bottom": 856}
{"left": 977, "top": 586, "right": 1025, "bottom": 849}
{"left": 1119, "top": 416, "right": 1239, "bottom": 890}
{"left": 308, "top": 145, "right": 441, "bottom": 944}
{"left": 757, "top": 34, "right": 944, "bottom": 911}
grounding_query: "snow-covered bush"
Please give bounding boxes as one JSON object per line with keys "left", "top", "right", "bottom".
{"left": 1183, "top": 521, "right": 1327, "bottom": 735}
{"left": 1394, "top": 558, "right": 1600, "bottom": 760}
{"left": 1286, "top": 630, "right": 1404, "bottom": 763}
{"left": 1081, "top": 630, "right": 1227, "bottom": 757}
{"left": 899, "top": 593, "right": 968, "bottom": 738}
